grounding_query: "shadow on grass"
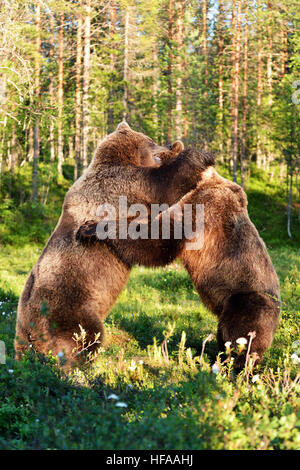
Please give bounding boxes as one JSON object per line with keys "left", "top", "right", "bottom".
{"left": 110, "top": 269, "right": 218, "bottom": 362}
{"left": 246, "top": 189, "right": 300, "bottom": 249}
{"left": 129, "top": 269, "right": 199, "bottom": 302}
{"left": 111, "top": 310, "right": 218, "bottom": 364}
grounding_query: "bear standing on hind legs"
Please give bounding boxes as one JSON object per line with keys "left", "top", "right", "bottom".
{"left": 15, "top": 123, "right": 211, "bottom": 366}
{"left": 77, "top": 150, "right": 281, "bottom": 368}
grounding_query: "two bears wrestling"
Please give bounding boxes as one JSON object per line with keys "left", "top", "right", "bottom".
{"left": 15, "top": 122, "right": 281, "bottom": 369}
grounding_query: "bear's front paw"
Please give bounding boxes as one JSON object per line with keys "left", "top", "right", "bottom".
{"left": 76, "top": 221, "right": 98, "bottom": 243}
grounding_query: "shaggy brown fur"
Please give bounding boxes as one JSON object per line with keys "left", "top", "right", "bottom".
{"left": 15, "top": 124, "right": 210, "bottom": 365}
{"left": 78, "top": 153, "right": 281, "bottom": 367}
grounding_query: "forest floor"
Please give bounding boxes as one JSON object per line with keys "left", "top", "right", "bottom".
{"left": 0, "top": 163, "right": 299, "bottom": 450}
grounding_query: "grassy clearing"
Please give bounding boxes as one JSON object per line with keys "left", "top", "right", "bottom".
{"left": 0, "top": 165, "right": 299, "bottom": 449}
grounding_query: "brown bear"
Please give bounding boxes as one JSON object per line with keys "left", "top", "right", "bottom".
{"left": 77, "top": 150, "right": 281, "bottom": 367}
{"left": 15, "top": 124, "right": 211, "bottom": 365}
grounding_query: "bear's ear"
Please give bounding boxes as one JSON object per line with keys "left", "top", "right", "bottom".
{"left": 116, "top": 121, "right": 131, "bottom": 132}
{"left": 172, "top": 141, "right": 184, "bottom": 154}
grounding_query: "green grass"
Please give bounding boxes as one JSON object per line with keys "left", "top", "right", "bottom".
{"left": 0, "top": 164, "right": 299, "bottom": 450}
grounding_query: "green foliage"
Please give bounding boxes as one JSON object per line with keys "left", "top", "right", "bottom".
{"left": 245, "top": 164, "right": 300, "bottom": 248}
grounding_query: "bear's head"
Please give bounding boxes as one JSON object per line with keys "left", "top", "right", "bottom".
{"left": 93, "top": 122, "right": 184, "bottom": 168}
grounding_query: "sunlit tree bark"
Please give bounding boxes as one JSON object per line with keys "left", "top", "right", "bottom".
{"left": 231, "top": 0, "right": 241, "bottom": 182}
{"left": 175, "top": 0, "right": 184, "bottom": 140}
{"left": 75, "top": 0, "right": 82, "bottom": 180}
{"left": 57, "top": 12, "right": 64, "bottom": 176}
{"left": 32, "top": 3, "right": 41, "bottom": 201}
{"left": 256, "top": 0, "right": 263, "bottom": 169}
{"left": 82, "top": 0, "right": 90, "bottom": 170}
{"left": 123, "top": 7, "right": 129, "bottom": 121}
{"left": 241, "top": 0, "right": 249, "bottom": 188}
{"left": 167, "top": 0, "right": 174, "bottom": 142}
{"left": 217, "top": 0, "right": 224, "bottom": 159}
{"left": 49, "top": 12, "right": 55, "bottom": 163}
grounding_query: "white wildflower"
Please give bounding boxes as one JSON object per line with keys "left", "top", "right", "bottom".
{"left": 128, "top": 360, "right": 136, "bottom": 371}
{"left": 212, "top": 363, "right": 220, "bottom": 374}
{"left": 115, "top": 402, "right": 128, "bottom": 408}
{"left": 57, "top": 351, "right": 64, "bottom": 358}
{"left": 8, "top": 369, "right": 14, "bottom": 374}
{"left": 236, "top": 337, "right": 248, "bottom": 345}
{"left": 107, "top": 394, "right": 119, "bottom": 400}
{"left": 291, "top": 353, "right": 300, "bottom": 365}
{"left": 252, "top": 374, "right": 260, "bottom": 383}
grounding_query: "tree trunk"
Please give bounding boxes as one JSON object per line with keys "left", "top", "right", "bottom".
{"left": 82, "top": 0, "right": 91, "bottom": 169}
{"left": 11, "top": 122, "right": 17, "bottom": 175}
{"left": 183, "top": 37, "right": 188, "bottom": 143}
{"left": 267, "top": 1, "right": 273, "bottom": 106}
{"left": 281, "top": 20, "right": 288, "bottom": 77}
{"left": 257, "top": 0, "right": 263, "bottom": 169}
{"left": 123, "top": 7, "right": 129, "bottom": 122}
{"left": 0, "top": 115, "right": 7, "bottom": 176}
{"left": 153, "top": 44, "right": 159, "bottom": 141}
{"left": 7, "top": 140, "right": 11, "bottom": 172}
{"left": 57, "top": 12, "right": 64, "bottom": 176}
{"left": 232, "top": 0, "right": 241, "bottom": 183}
{"left": 68, "top": 135, "right": 74, "bottom": 161}
{"left": 287, "top": 166, "right": 293, "bottom": 238}
{"left": 28, "top": 125, "right": 34, "bottom": 162}
{"left": 49, "top": 12, "right": 55, "bottom": 162}
{"left": 217, "top": 0, "right": 224, "bottom": 160}
{"left": 32, "top": 3, "right": 41, "bottom": 201}
{"left": 257, "top": 0, "right": 262, "bottom": 109}
{"left": 175, "top": 0, "right": 184, "bottom": 141}
{"left": 202, "top": 0, "right": 208, "bottom": 99}
{"left": 0, "top": 76, "right": 7, "bottom": 165}
{"left": 167, "top": 0, "right": 173, "bottom": 142}
{"left": 107, "top": 0, "right": 117, "bottom": 133}
{"left": 75, "top": 0, "right": 83, "bottom": 180}
{"left": 229, "top": 0, "right": 236, "bottom": 173}
{"left": 241, "top": 0, "right": 249, "bottom": 188}
{"left": 231, "top": 0, "right": 236, "bottom": 85}
{"left": 32, "top": 123, "right": 39, "bottom": 201}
